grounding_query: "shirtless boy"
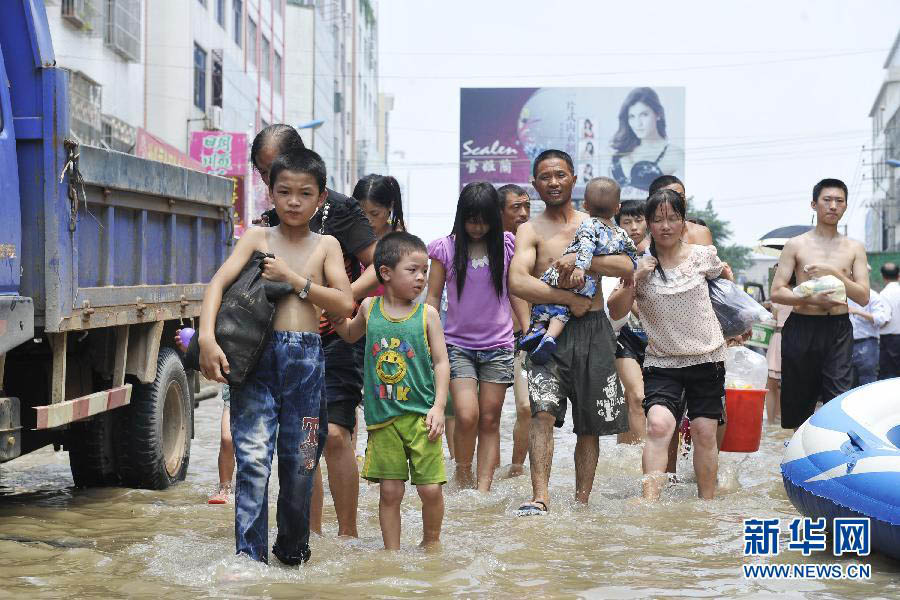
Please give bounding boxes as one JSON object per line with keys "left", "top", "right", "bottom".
{"left": 770, "top": 178, "right": 869, "bottom": 431}
{"left": 198, "top": 148, "right": 354, "bottom": 565}
{"left": 509, "top": 150, "right": 634, "bottom": 515}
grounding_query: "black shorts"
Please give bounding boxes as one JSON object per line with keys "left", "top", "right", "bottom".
{"left": 879, "top": 333, "right": 900, "bottom": 380}
{"left": 526, "top": 310, "right": 627, "bottom": 435}
{"left": 323, "top": 333, "right": 364, "bottom": 431}
{"left": 780, "top": 313, "right": 852, "bottom": 429}
{"left": 642, "top": 361, "right": 725, "bottom": 424}
{"left": 615, "top": 325, "right": 647, "bottom": 366}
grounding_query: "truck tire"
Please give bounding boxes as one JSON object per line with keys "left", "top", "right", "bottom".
{"left": 118, "top": 348, "right": 192, "bottom": 489}
{"left": 67, "top": 412, "right": 120, "bottom": 487}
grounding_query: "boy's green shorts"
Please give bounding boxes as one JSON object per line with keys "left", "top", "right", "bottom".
{"left": 362, "top": 412, "right": 447, "bottom": 485}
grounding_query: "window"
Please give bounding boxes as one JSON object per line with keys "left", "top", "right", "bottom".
{"left": 273, "top": 0, "right": 283, "bottom": 15}
{"left": 212, "top": 52, "right": 223, "bottom": 107}
{"left": 105, "top": 0, "right": 141, "bottom": 62}
{"left": 215, "top": 0, "right": 225, "bottom": 27}
{"left": 233, "top": 0, "right": 242, "bottom": 46}
{"left": 261, "top": 36, "right": 271, "bottom": 81}
{"left": 69, "top": 70, "right": 102, "bottom": 145}
{"left": 273, "top": 51, "right": 282, "bottom": 94}
{"left": 247, "top": 18, "right": 257, "bottom": 66}
{"left": 193, "top": 43, "right": 207, "bottom": 110}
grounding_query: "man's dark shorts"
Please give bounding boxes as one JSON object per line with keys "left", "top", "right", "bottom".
{"left": 780, "top": 313, "right": 853, "bottom": 430}
{"left": 615, "top": 324, "right": 647, "bottom": 366}
{"left": 643, "top": 361, "right": 725, "bottom": 424}
{"left": 526, "top": 310, "right": 627, "bottom": 435}
{"left": 323, "top": 333, "right": 364, "bottom": 432}
{"left": 879, "top": 333, "right": 900, "bottom": 380}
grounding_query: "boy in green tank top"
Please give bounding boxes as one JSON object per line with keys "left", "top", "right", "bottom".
{"left": 334, "top": 232, "right": 450, "bottom": 549}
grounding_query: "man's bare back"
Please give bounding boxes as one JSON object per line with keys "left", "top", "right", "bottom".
{"left": 524, "top": 210, "right": 605, "bottom": 311}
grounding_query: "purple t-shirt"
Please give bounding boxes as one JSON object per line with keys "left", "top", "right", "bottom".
{"left": 428, "top": 232, "right": 515, "bottom": 350}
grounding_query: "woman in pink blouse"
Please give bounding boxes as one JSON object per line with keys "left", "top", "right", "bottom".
{"left": 615, "top": 189, "right": 728, "bottom": 501}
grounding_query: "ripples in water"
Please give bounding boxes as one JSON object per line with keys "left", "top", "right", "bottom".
{"left": 0, "top": 393, "right": 897, "bottom": 598}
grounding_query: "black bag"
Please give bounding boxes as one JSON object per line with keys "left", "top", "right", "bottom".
{"left": 708, "top": 278, "right": 772, "bottom": 339}
{"left": 184, "top": 251, "right": 294, "bottom": 387}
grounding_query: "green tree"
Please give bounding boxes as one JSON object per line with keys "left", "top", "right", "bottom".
{"left": 686, "top": 198, "right": 753, "bottom": 274}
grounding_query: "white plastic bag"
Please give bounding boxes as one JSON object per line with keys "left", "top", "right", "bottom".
{"left": 708, "top": 278, "right": 774, "bottom": 338}
{"left": 792, "top": 275, "right": 846, "bottom": 304}
{"left": 725, "top": 346, "right": 769, "bottom": 389}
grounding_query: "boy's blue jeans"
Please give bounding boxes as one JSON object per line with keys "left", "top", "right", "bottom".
{"left": 230, "top": 331, "right": 327, "bottom": 565}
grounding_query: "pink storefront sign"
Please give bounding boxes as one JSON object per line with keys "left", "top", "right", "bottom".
{"left": 189, "top": 131, "right": 249, "bottom": 176}
{"left": 135, "top": 128, "right": 204, "bottom": 170}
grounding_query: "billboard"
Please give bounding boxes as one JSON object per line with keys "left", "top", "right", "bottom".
{"left": 189, "top": 131, "right": 252, "bottom": 237}
{"left": 459, "top": 87, "right": 685, "bottom": 200}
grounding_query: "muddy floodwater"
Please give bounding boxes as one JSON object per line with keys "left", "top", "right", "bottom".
{"left": 1, "top": 389, "right": 898, "bottom": 599}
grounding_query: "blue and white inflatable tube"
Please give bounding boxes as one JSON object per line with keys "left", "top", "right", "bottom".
{"left": 781, "top": 379, "right": 900, "bottom": 560}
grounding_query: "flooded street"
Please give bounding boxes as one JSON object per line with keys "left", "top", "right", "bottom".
{"left": 1, "top": 389, "right": 898, "bottom": 599}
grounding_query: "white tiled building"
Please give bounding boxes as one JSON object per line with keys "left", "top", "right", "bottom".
{"left": 284, "top": 0, "right": 391, "bottom": 193}
{"left": 867, "top": 30, "right": 900, "bottom": 252}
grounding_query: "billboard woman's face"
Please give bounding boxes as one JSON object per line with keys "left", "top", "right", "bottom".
{"left": 628, "top": 101, "right": 659, "bottom": 141}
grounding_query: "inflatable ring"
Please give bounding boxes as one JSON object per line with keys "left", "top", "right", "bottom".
{"left": 781, "top": 379, "right": 900, "bottom": 560}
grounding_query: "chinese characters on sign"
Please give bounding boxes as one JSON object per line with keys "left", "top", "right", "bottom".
{"left": 189, "top": 131, "right": 249, "bottom": 177}
{"left": 189, "top": 131, "right": 250, "bottom": 237}
{"left": 743, "top": 517, "right": 870, "bottom": 557}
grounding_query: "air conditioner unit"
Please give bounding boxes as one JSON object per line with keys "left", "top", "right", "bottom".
{"left": 206, "top": 106, "right": 224, "bottom": 131}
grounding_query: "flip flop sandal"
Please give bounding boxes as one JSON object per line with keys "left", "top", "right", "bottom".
{"left": 515, "top": 501, "right": 548, "bottom": 516}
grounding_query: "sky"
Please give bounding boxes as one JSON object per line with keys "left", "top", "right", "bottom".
{"left": 377, "top": 0, "right": 900, "bottom": 251}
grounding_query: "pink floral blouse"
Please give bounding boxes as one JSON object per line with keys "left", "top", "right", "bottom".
{"left": 635, "top": 244, "right": 727, "bottom": 368}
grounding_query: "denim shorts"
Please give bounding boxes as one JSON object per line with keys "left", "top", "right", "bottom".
{"left": 447, "top": 344, "right": 515, "bottom": 384}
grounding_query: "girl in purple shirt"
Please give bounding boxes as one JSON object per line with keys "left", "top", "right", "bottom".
{"left": 426, "top": 182, "right": 517, "bottom": 492}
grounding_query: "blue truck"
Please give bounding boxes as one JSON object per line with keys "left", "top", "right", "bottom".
{"left": 0, "top": 0, "right": 231, "bottom": 488}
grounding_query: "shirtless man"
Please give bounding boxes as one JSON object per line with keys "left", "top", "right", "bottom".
{"left": 497, "top": 184, "right": 533, "bottom": 477}
{"left": 509, "top": 150, "right": 634, "bottom": 515}
{"left": 770, "top": 178, "right": 869, "bottom": 431}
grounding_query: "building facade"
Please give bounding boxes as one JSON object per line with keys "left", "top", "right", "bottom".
{"left": 47, "top": 0, "right": 287, "bottom": 233}
{"left": 867, "top": 31, "right": 900, "bottom": 252}
{"left": 285, "top": 0, "right": 391, "bottom": 193}
{"left": 46, "top": 0, "right": 388, "bottom": 225}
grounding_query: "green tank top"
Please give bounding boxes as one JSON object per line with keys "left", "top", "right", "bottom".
{"left": 363, "top": 297, "right": 435, "bottom": 429}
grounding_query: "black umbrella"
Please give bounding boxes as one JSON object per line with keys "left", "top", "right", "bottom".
{"left": 755, "top": 225, "right": 813, "bottom": 256}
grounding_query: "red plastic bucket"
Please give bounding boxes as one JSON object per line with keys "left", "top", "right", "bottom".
{"left": 720, "top": 388, "right": 766, "bottom": 452}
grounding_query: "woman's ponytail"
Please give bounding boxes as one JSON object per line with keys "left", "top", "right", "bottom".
{"left": 353, "top": 174, "right": 405, "bottom": 233}
{"left": 384, "top": 176, "right": 405, "bottom": 232}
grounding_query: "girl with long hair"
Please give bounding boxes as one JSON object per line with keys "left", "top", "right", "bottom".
{"left": 609, "top": 87, "right": 684, "bottom": 198}
{"left": 425, "top": 182, "right": 516, "bottom": 491}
